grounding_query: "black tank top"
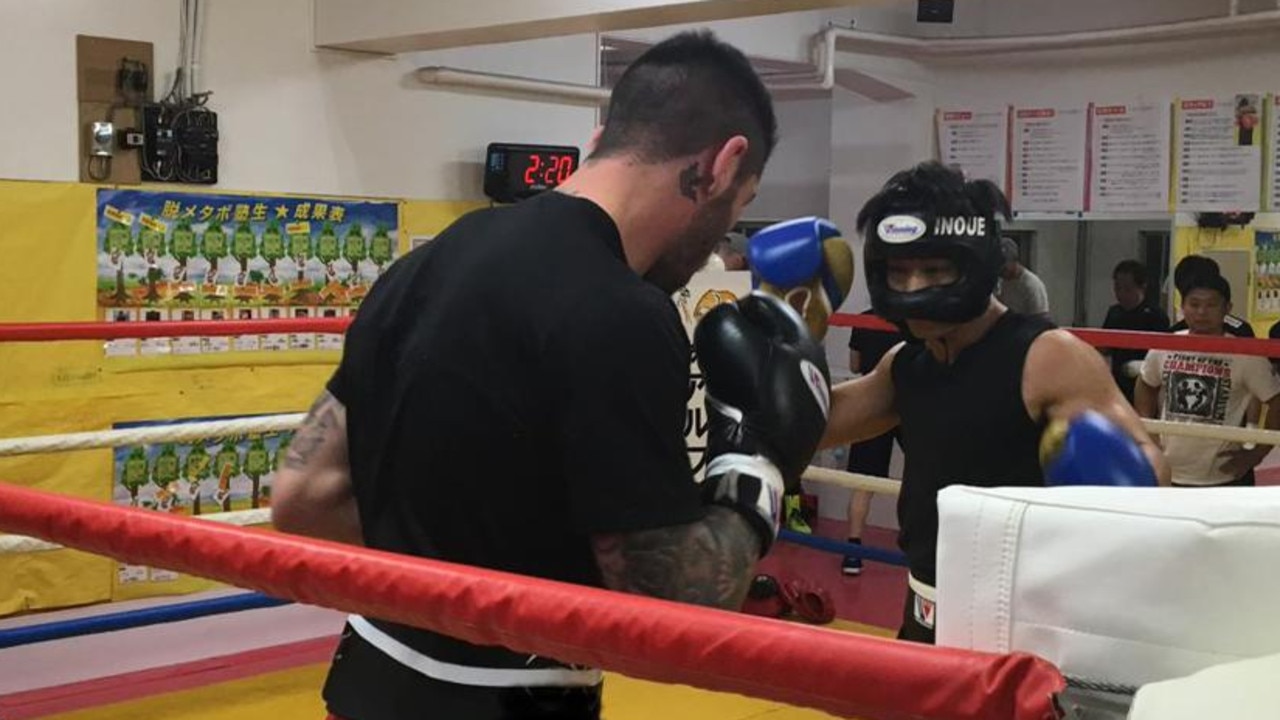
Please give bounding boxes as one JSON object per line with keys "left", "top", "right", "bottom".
{"left": 891, "top": 311, "right": 1056, "bottom": 586}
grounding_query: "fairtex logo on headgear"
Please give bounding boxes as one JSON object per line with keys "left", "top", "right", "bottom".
{"left": 876, "top": 215, "right": 927, "bottom": 244}
{"left": 933, "top": 216, "right": 987, "bottom": 237}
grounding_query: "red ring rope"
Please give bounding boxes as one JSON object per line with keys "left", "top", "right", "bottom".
{"left": 1, "top": 313, "right": 1277, "bottom": 357}
{"left": 828, "top": 312, "right": 1280, "bottom": 358}
{"left": 0, "top": 483, "right": 1064, "bottom": 720}
{"left": 0, "top": 318, "right": 350, "bottom": 341}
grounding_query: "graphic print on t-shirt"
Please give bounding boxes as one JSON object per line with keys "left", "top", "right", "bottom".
{"left": 1164, "top": 355, "right": 1231, "bottom": 424}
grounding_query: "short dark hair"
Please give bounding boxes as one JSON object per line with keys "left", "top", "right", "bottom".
{"left": 1173, "top": 255, "right": 1220, "bottom": 295}
{"left": 592, "top": 31, "right": 777, "bottom": 178}
{"left": 1113, "top": 259, "right": 1147, "bottom": 286}
{"left": 855, "top": 161, "right": 1011, "bottom": 236}
{"left": 1182, "top": 272, "right": 1231, "bottom": 304}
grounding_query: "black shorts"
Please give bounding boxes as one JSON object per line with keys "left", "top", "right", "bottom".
{"left": 847, "top": 429, "right": 899, "bottom": 478}
{"left": 897, "top": 587, "right": 935, "bottom": 645}
{"left": 323, "top": 623, "right": 603, "bottom": 720}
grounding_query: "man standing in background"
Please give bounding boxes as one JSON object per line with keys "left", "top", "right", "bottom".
{"left": 996, "top": 236, "right": 1050, "bottom": 318}
{"left": 1168, "top": 255, "right": 1255, "bottom": 337}
{"left": 1103, "top": 260, "right": 1170, "bottom": 404}
{"left": 1136, "top": 273, "right": 1280, "bottom": 487}
{"left": 841, "top": 310, "right": 904, "bottom": 576}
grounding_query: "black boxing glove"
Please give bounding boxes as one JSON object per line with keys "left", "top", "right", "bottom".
{"left": 694, "top": 291, "right": 832, "bottom": 551}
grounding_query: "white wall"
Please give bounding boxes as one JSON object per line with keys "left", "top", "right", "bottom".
{"left": 612, "top": 9, "right": 850, "bottom": 64}
{"left": 745, "top": 95, "right": 833, "bottom": 223}
{"left": 847, "top": 0, "right": 1233, "bottom": 37}
{"left": 824, "top": 58, "right": 936, "bottom": 371}
{"left": 0, "top": 0, "right": 179, "bottom": 183}
{"left": 1003, "top": 220, "right": 1079, "bottom": 326}
{"left": 184, "top": 3, "right": 600, "bottom": 200}
{"left": 823, "top": 26, "right": 1280, "bottom": 362}
{"left": 1, "top": 1, "right": 849, "bottom": 209}
{"left": 0, "top": 0, "right": 599, "bottom": 200}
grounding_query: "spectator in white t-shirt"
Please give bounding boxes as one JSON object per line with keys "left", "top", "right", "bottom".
{"left": 996, "top": 237, "right": 1049, "bottom": 318}
{"left": 1135, "top": 273, "right": 1280, "bottom": 486}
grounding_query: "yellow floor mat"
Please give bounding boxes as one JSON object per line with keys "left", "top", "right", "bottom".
{"left": 48, "top": 620, "right": 891, "bottom": 720}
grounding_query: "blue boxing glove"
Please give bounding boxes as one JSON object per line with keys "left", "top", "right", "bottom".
{"left": 1039, "top": 410, "right": 1158, "bottom": 487}
{"left": 748, "top": 217, "right": 854, "bottom": 340}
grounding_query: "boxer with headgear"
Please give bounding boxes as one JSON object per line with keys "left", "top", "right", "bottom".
{"left": 817, "top": 161, "right": 1169, "bottom": 644}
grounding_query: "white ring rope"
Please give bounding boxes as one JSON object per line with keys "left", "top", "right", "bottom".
{"left": 0, "top": 508, "right": 270, "bottom": 554}
{"left": 2, "top": 413, "right": 1276, "bottom": 459}
{"left": 1142, "top": 419, "right": 1280, "bottom": 447}
{"left": 0, "top": 414, "right": 306, "bottom": 457}
{"left": 1, "top": 415, "right": 1277, "bottom": 555}
{"left": 802, "top": 466, "right": 902, "bottom": 496}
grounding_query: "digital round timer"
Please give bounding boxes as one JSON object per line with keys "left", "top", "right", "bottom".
{"left": 484, "top": 143, "right": 581, "bottom": 203}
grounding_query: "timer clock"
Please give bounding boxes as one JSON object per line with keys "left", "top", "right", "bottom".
{"left": 483, "top": 143, "right": 580, "bottom": 203}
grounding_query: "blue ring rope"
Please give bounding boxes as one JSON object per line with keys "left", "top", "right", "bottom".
{"left": 778, "top": 529, "right": 908, "bottom": 566}
{"left": 0, "top": 591, "right": 289, "bottom": 649}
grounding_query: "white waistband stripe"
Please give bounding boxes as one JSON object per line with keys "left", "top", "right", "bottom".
{"left": 347, "top": 615, "right": 603, "bottom": 688}
{"left": 908, "top": 573, "right": 937, "bottom": 603}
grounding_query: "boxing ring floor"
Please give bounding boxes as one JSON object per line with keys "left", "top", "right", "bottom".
{"left": 2, "top": 516, "right": 903, "bottom": 720}
{"left": 36, "top": 624, "right": 896, "bottom": 720}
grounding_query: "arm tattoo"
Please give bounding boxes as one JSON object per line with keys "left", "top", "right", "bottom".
{"left": 591, "top": 506, "right": 762, "bottom": 610}
{"left": 285, "top": 390, "right": 342, "bottom": 470}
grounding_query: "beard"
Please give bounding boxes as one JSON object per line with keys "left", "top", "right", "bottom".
{"left": 645, "top": 190, "right": 738, "bottom": 295}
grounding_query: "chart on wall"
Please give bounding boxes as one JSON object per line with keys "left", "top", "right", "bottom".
{"left": 1173, "top": 95, "right": 1263, "bottom": 212}
{"left": 1267, "top": 95, "right": 1280, "bottom": 211}
{"left": 95, "top": 189, "right": 399, "bottom": 357}
{"left": 110, "top": 416, "right": 291, "bottom": 587}
{"left": 936, "top": 108, "right": 1010, "bottom": 195}
{"left": 1011, "top": 106, "right": 1087, "bottom": 212}
{"left": 1087, "top": 101, "right": 1171, "bottom": 213}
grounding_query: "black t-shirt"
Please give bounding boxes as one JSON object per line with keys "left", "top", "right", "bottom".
{"left": 891, "top": 312, "right": 1055, "bottom": 586}
{"left": 1169, "top": 314, "right": 1255, "bottom": 337}
{"left": 327, "top": 191, "right": 703, "bottom": 671}
{"left": 1102, "top": 303, "right": 1170, "bottom": 401}
{"left": 847, "top": 311, "right": 904, "bottom": 374}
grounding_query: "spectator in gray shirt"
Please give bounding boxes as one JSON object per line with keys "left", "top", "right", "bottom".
{"left": 996, "top": 236, "right": 1049, "bottom": 318}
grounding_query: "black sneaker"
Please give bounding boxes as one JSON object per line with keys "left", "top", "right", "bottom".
{"left": 841, "top": 554, "right": 863, "bottom": 576}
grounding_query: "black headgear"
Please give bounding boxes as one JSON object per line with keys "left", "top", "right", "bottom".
{"left": 858, "top": 162, "right": 1008, "bottom": 324}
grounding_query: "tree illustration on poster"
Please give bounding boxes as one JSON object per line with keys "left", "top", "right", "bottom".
{"left": 152, "top": 443, "right": 180, "bottom": 511}
{"left": 95, "top": 189, "right": 399, "bottom": 355}
{"left": 112, "top": 418, "right": 293, "bottom": 521}
{"left": 244, "top": 436, "right": 271, "bottom": 509}
{"left": 287, "top": 225, "right": 312, "bottom": 293}
{"left": 120, "top": 447, "right": 150, "bottom": 507}
{"left": 136, "top": 224, "right": 166, "bottom": 303}
{"left": 213, "top": 439, "right": 241, "bottom": 512}
{"left": 200, "top": 222, "right": 228, "bottom": 291}
{"left": 344, "top": 223, "right": 367, "bottom": 284}
{"left": 316, "top": 221, "right": 341, "bottom": 282}
{"left": 232, "top": 221, "right": 258, "bottom": 287}
{"left": 105, "top": 221, "right": 133, "bottom": 304}
{"left": 261, "top": 219, "right": 286, "bottom": 286}
{"left": 182, "top": 442, "right": 212, "bottom": 516}
{"left": 170, "top": 220, "right": 197, "bottom": 283}
{"left": 272, "top": 432, "right": 291, "bottom": 473}
{"left": 371, "top": 224, "right": 394, "bottom": 272}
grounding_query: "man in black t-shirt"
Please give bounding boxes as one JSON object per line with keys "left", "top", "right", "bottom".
{"left": 820, "top": 162, "right": 1169, "bottom": 644}
{"left": 1102, "top": 260, "right": 1170, "bottom": 403}
{"left": 269, "top": 32, "right": 831, "bottom": 720}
